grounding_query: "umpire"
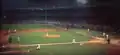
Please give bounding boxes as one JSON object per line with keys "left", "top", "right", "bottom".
{"left": 65, "top": 24, "right": 69, "bottom": 31}
{"left": 106, "top": 37, "right": 111, "bottom": 44}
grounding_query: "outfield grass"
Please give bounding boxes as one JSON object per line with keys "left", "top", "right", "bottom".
{"left": 10, "top": 31, "right": 90, "bottom": 44}
{"left": 2, "top": 24, "right": 55, "bottom": 30}
{"left": 3, "top": 24, "right": 106, "bottom": 55}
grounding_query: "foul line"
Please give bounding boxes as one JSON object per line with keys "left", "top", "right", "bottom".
{"left": 19, "top": 41, "right": 88, "bottom": 47}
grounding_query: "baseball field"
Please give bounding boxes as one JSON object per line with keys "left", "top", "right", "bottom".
{"left": 1, "top": 24, "right": 107, "bottom": 55}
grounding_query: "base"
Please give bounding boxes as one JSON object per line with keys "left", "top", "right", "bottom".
{"left": 80, "top": 43, "right": 84, "bottom": 45}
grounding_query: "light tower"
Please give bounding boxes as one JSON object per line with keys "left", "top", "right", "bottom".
{"left": 45, "top": 4, "right": 49, "bottom": 36}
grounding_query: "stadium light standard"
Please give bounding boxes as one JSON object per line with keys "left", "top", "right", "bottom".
{"left": 45, "top": 4, "right": 49, "bottom": 36}
{"left": 45, "top": 4, "right": 48, "bottom": 24}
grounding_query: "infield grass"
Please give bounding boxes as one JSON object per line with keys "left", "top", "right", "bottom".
{"left": 4, "top": 24, "right": 106, "bottom": 55}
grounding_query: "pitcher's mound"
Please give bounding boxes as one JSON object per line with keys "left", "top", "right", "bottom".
{"left": 44, "top": 34, "right": 60, "bottom": 38}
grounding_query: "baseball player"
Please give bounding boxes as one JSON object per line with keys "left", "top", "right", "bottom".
{"left": 13, "top": 29, "right": 16, "bottom": 33}
{"left": 107, "top": 38, "right": 110, "bottom": 44}
{"left": 36, "top": 44, "right": 41, "bottom": 50}
{"left": 2, "top": 45, "right": 5, "bottom": 48}
{"left": 106, "top": 35, "right": 109, "bottom": 40}
{"left": 103, "top": 32, "right": 106, "bottom": 36}
{"left": 72, "top": 39, "right": 76, "bottom": 43}
{"left": 88, "top": 28, "right": 90, "bottom": 32}
{"left": 17, "top": 36, "right": 20, "bottom": 43}
{"left": 65, "top": 24, "right": 69, "bottom": 31}
{"left": 80, "top": 43, "right": 84, "bottom": 46}
{"left": 27, "top": 49, "right": 31, "bottom": 52}
{"left": 106, "top": 34, "right": 110, "bottom": 44}
{"left": 46, "top": 32, "right": 48, "bottom": 36}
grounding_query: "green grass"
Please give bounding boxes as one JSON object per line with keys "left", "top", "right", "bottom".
{"left": 5, "top": 24, "right": 106, "bottom": 55}
{"left": 2, "top": 24, "right": 55, "bottom": 30}
{"left": 17, "top": 44, "right": 106, "bottom": 55}
{"left": 10, "top": 29, "right": 92, "bottom": 44}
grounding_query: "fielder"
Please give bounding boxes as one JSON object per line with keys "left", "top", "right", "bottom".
{"left": 106, "top": 35, "right": 109, "bottom": 40}
{"left": 36, "top": 44, "right": 41, "bottom": 50}
{"left": 103, "top": 32, "right": 106, "bottom": 36}
{"left": 107, "top": 38, "right": 110, "bottom": 44}
{"left": 46, "top": 32, "right": 49, "bottom": 36}
{"left": 8, "top": 37, "right": 12, "bottom": 43}
{"left": 72, "top": 39, "right": 76, "bottom": 43}
{"left": 88, "top": 28, "right": 90, "bottom": 32}
{"left": 80, "top": 43, "right": 84, "bottom": 46}
{"left": 65, "top": 24, "right": 69, "bottom": 31}
{"left": 17, "top": 36, "right": 20, "bottom": 43}
{"left": 13, "top": 29, "right": 16, "bottom": 33}
{"left": 27, "top": 49, "right": 31, "bottom": 52}
{"left": 2, "top": 45, "right": 5, "bottom": 48}
{"left": 106, "top": 34, "right": 110, "bottom": 44}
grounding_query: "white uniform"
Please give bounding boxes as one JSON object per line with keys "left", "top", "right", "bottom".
{"left": 88, "top": 29, "right": 90, "bottom": 32}
{"left": 17, "top": 36, "right": 20, "bottom": 42}
{"left": 27, "top": 49, "right": 30, "bottom": 52}
{"left": 72, "top": 39, "right": 76, "bottom": 43}
{"left": 36, "top": 44, "right": 40, "bottom": 50}
{"left": 46, "top": 33, "right": 48, "bottom": 36}
{"left": 106, "top": 35, "right": 109, "bottom": 39}
{"left": 103, "top": 33, "right": 106, "bottom": 36}
{"left": 80, "top": 43, "right": 83, "bottom": 46}
{"left": 2, "top": 45, "right": 5, "bottom": 48}
{"left": 14, "top": 29, "right": 16, "bottom": 32}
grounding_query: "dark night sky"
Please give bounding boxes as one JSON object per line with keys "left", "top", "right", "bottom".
{"left": 2, "top": 0, "right": 89, "bottom": 10}
{"left": 1, "top": 0, "right": 120, "bottom": 27}
{"left": 2, "top": 0, "right": 28, "bottom": 10}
